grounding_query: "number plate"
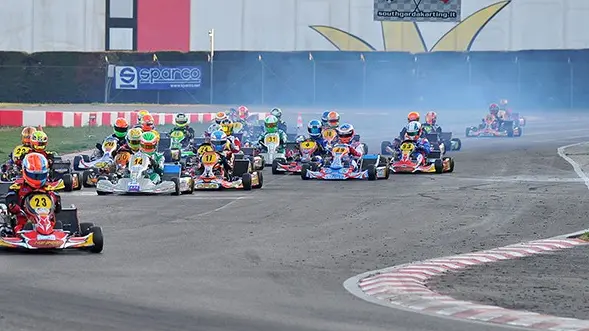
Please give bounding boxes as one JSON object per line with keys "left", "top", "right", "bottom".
{"left": 37, "top": 234, "right": 56, "bottom": 240}
{"left": 127, "top": 184, "right": 140, "bottom": 192}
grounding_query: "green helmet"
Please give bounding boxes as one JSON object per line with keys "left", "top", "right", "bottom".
{"left": 270, "top": 108, "right": 282, "bottom": 120}
{"left": 174, "top": 113, "right": 189, "bottom": 127}
{"left": 140, "top": 131, "right": 158, "bottom": 154}
{"left": 264, "top": 115, "right": 278, "bottom": 133}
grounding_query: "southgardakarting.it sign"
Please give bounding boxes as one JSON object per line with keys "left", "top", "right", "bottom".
{"left": 114, "top": 66, "right": 202, "bottom": 90}
{"left": 373, "top": 0, "right": 461, "bottom": 23}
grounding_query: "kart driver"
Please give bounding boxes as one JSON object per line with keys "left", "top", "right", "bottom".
{"left": 220, "top": 118, "right": 242, "bottom": 153}
{"left": 169, "top": 113, "right": 195, "bottom": 142}
{"left": 5, "top": 126, "right": 36, "bottom": 167}
{"left": 237, "top": 105, "right": 249, "bottom": 121}
{"left": 141, "top": 114, "right": 160, "bottom": 143}
{"left": 422, "top": 111, "right": 442, "bottom": 134}
{"left": 270, "top": 107, "right": 288, "bottom": 132}
{"left": 95, "top": 118, "right": 129, "bottom": 157}
{"left": 335, "top": 123, "right": 363, "bottom": 169}
{"left": 257, "top": 115, "right": 288, "bottom": 153}
{"left": 402, "top": 121, "right": 431, "bottom": 163}
{"left": 5, "top": 152, "right": 63, "bottom": 233}
{"left": 210, "top": 130, "right": 234, "bottom": 179}
{"left": 134, "top": 110, "right": 150, "bottom": 128}
{"left": 306, "top": 119, "right": 328, "bottom": 156}
{"left": 139, "top": 131, "right": 164, "bottom": 183}
{"left": 17, "top": 131, "right": 55, "bottom": 168}
{"left": 324, "top": 111, "right": 340, "bottom": 130}
{"left": 125, "top": 128, "right": 143, "bottom": 153}
{"left": 399, "top": 111, "right": 420, "bottom": 138}
{"left": 321, "top": 111, "right": 331, "bottom": 128}
{"left": 486, "top": 103, "right": 501, "bottom": 129}
{"left": 214, "top": 111, "right": 228, "bottom": 125}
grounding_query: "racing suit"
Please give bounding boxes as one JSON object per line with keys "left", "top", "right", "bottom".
{"left": 146, "top": 152, "right": 165, "bottom": 183}
{"left": 96, "top": 134, "right": 127, "bottom": 157}
{"left": 257, "top": 130, "right": 288, "bottom": 153}
{"left": 342, "top": 143, "right": 363, "bottom": 170}
{"left": 278, "top": 120, "right": 288, "bottom": 133}
{"left": 17, "top": 149, "right": 55, "bottom": 168}
{"left": 421, "top": 124, "right": 442, "bottom": 135}
{"left": 2, "top": 145, "right": 31, "bottom": 175}
{"left": 169, "top": 126, "right": 195, "bottom": 144}
{"left": 5, "top": 178, "right": 62, "bottom": 233}
{"left": 308, "top": 136, "right": 328, "bottom": 156}
{"left": 406, "top": 138, "right": 431, "bottom": 164}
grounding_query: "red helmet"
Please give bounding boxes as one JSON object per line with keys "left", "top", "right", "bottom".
{"left": 238, "top": 106, "right": 249, "bottom": 120}
{"left": 489, "top": 103, "right": 499, "bottom": 115}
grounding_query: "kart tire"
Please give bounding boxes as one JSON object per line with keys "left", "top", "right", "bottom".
{"left": 272, "top": 158, "right": 284, "bottom": 175}
{"left": 96, "top": 190, "right": 110, "bottom": 196}
{"left": 89, "top": 226, "right": 104, "bottom": 253}
{"left": 73, "top": 155, "right": 83, "bottom": 171}
{"left": 253, "top": 171, "right": 263, "bottom": 189}
{"left": 242, "top": 173, "right": 253, "bottom": 190}
{"left": 187, "top": 178, "right": 195, "bottom": 194}
{"left": 451, "top": 138, "right": 462, "bottom": 151}
{"left": 434, "top": 159, "right": 444, "bottom": 174}
{"left": 82, "top": 170, "right": 93, "bottom": 188}
{"left": 73, "top": 173, "right": 82, "bottom": 190}
{"left": 172, "top": 178, "right": 181, "bottom": 196}
{"left": 367, "top": 164, "right": 377, "bottom": 181}
{"left": 62, "top": 174, "right": 74, "bottom": 192}
{"left": 447, "top": 157, "right": 455, "bottom": 173}
{"left": 79, "top": 222, "right": 95, "bottom": 236}
{"left": 381, "top": 141, "right": 391, "bottom": 155}
{"left": 301, "top": 164, "right": 310, "bottom": 180}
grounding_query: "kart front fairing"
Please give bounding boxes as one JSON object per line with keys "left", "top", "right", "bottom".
{"left": 193, "top": 173, "right": 260, "bottom": 190}
{"left": 96, "top": 177, "right": 176, "bottom": 194}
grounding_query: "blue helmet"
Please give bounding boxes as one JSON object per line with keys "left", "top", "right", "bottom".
{"left": 210, "top": 130, "right": 227, "bottom": 152}
{"left": 321, "top": 111, "right": 330, "bottom": 125}
{"left": 307, "top": 119, "right": 322, "bottom": 138}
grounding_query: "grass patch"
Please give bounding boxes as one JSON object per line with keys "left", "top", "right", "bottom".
{"left": 0, "top": 124, "right": 209, "bottom": 160}
{"left": 578, "top": 232, "right": 589, "bottom": 241}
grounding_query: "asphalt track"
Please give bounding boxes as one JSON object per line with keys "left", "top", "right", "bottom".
{"left": 1, "top": 107, "right": 589, "bottom": 331}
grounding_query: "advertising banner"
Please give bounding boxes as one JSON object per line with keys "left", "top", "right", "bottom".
{"left": 114, "top": 66, "right": 202, "bottom": 90}
{"left": 373, "top": 0, "right": 461, "bottom": 22}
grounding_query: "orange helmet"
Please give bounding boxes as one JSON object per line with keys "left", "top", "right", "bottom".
{"left": 214, "top": 112, "right": 228, "bottom": 124}
{"left": 22, "top": 152, "right": 49, "bottom": 188}
{"left": 21, "top": 126, "right": 37, "bottom": 146}
{"left": 407, "top": 112, "right": 420, "bottom": 122}
{"left": 114, "top": 117, "right": 129, "bottom": 138}
{"left": 425, "top": 111, "right": 437, "bottom": 125}
{"left": 31, "top": 131, "right": 48, "bottom": 151}
{"left": 326, "top": 111, "right": 340, "bottom": 128}
{"left": 141, "top": 114, "right": 155, "bottom": 131}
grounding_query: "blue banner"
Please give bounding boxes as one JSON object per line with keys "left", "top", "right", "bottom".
{"left": 114, "top": 65, "right": 202, "bottom": 90}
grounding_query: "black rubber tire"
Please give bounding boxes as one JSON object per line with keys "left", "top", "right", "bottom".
{"left": 89, "top": 226, "right": 104, "bottom": 253}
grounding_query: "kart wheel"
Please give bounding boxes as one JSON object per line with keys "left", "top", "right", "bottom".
{"left": 172, "top": 178, "right": 181, "bottom": 196}
{"left": 187, "top": 178, "right": 195, "bottom": 194}
{"left": 96, "top": 190, "right": 110, "bottom": 195}
{"left": 79, "top": 222, "right": 95, "bottom": 236}
{"left": 451, "top": 138, "right": 462, "bottom": 151}
{"left": 73, "top": 173, "right": 82, "bottom": 190}
{"left": 367, "top": 164, "right": 377, "bottom": 181}
{"left": 447, "top": 157, "right": 455, "bottom": 173}
{"left": 253, "top": 171, "right": 263, "bottom": 189}
{"left": 434, "top": 159, "right": 444, "bottom": 174}
{"left": 89, "top": 226, "right": 104, "bottom": 253}
{"left": 271, "top": 159, "right": 282, "bottom": 175}
{"left": 380, "top": 141, "right": 391, "bottom": 155}
{"left": 242, "top": 173, "right": 253, "bottom": 190}
{"left": 82, "top": 170, "right": 93, "bottom": 188}
{"left": 300, "top": 164, "right": 310, "bottom": 180}
{"left": 62, "top": 174, "right": 74, "bottom": 192}
{"left": 73, "top": 155, "right": 83, "bottom": 171}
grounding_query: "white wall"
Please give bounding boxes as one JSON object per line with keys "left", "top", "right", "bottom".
{"left": 189, "top": 0, "right": 589, "bottom": 52}
{"left": 0, "top": 0, "right": 105, "bottom": 53}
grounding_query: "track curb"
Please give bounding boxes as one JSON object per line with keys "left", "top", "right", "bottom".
{"left": 343, "top": 142, "right": 589, "bottom": 331}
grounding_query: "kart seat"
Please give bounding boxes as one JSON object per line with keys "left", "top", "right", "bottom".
{"left": 233, "top": 159, "right": 251, "bottom": 177}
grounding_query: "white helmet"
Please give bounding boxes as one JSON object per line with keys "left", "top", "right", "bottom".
{"left": 405, "top": 121, "right": 422, "bottom": 140}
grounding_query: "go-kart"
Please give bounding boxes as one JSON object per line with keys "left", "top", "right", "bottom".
{"left": 257, "top": 132, "right": 286, "bottom": 167}
{"left": 50, "top": 157, "right": 82, "bottom": 192}
{"left": 389, "top": 140, "right": 454, "bottom": 174}
{"left": 273, "top": 140, "right": 322, "bottom": 175}
{"left": 300, "top": 143, "right": 389, "bottom": 180}
{"left": 466, "top": 117, "right": 522, "bottom": 138}
{"left": 0, "top": 180, "right": 103, "bottom": 253}
{"left": 193, "top": 151, "right": 263, "bottom": 190}
{"left": 75, "top": 137, "right": 121, "bottom": 188}
{"left": 95, "top": 151, "right": 193, "bottom": 195}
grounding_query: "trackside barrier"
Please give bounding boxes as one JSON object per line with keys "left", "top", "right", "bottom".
{"left": 0, "top": 110, "right": 267, "bottom": 127}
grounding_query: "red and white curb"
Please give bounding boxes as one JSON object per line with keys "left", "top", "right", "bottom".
{"left": 344, "top": 142, "right": 589, "bottom": 331}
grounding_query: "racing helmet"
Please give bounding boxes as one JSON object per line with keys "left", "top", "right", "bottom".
{"left": 126, "top": 128, "right": 143, "bottom": 152}
{"left": 307, "top": 119, "right": 322, "bottom": 138}
{"left": 137, "top": 110, "right": 150, "bottom": 124}
{"left": 489, "top": 103, "right": 499, "bottom": 115}
{"left": 22, "top": 152, "right": 49, "bottom": 188}
{"left": 141, "top": 114, "right": 155, "bottom": 131}
{"left": 21, "top": 126, "right": 37, "bottom": 146}
{"left": 139, "top": 131, "right": 158, "bottom": 154}
{"left": 407, "top": 111, "right": 420, "bottom": 122}
{"left": 114, "top": 117, "right": 129, "bottom": 138}
{"left": 425, "top": 111, "right": 437, "bottom": 125}
{"left": 264, "top": 115, "right": 279, "bottom": 133}
{"left": 321, "top": 111, "right": 330, "bottom": 126}
{"left": 214, "top": 111, "right": 228, "bottom": 124}
{"left": 336, "top": 123, "right": 355, "bottom": 144}
{"left": 210, "top": 130, "right": 228, "bottom": 152}
{"left": 31, "top": 131, "right": 48, "bottom": 151}
{"left": 220, "top": 118, "right": 233, "bottom": 136}
{"left": 405, "top": 121, "right": 422, "bottom": 141}
{"left": 326, "top": 111, "right": 340, "bottom": 128}
{"left": 270, "top": 107, "right": 282, "bottom": 120}
{"left": 174, "top": 113, "right": 189, "bottom": 127}
{"left": 238, "top": 105, "right": 249, "bottom": 120}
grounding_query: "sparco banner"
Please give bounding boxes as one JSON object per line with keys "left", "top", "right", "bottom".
{"left": 114, "top": 66, "right": 202, "bottom": 90}
{"left": 373, "top": 0, "right": 461, "bottom": 22}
